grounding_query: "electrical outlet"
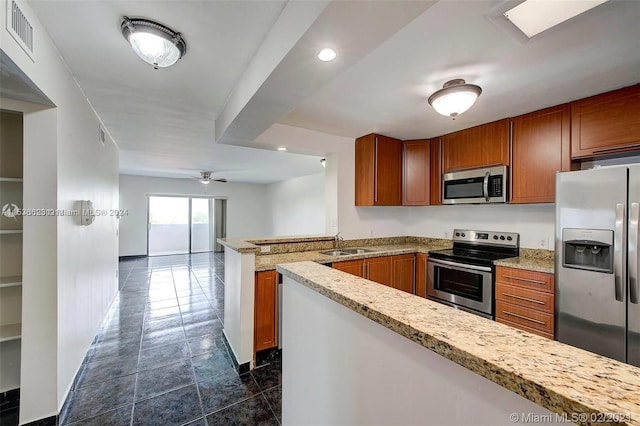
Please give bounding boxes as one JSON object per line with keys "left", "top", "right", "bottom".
{"left": 538, "top": 237, "right": 549, "bottom": 249}
{"left": 260, "top": 245, "right": 271, "bottom": 253}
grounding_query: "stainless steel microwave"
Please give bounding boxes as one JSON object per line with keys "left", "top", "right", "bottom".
{"left": 442, "top": 165, "right": 508, "bottom": 204}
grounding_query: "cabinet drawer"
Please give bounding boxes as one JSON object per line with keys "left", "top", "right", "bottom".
{"left": 495, "top": 283, "right": 554, "bottom": 314}
{"left": 496, "top": 317, "right": 553, "bottom": 340}
{"left": 496, "top": 301, "right": 554, "bottom": 337}
{"left": 496, "top": 267, "right": 554, "bottom": 293}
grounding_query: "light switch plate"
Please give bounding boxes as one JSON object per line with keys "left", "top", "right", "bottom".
{"left": 260, "top": 246, "right": 271, "bottom": 253}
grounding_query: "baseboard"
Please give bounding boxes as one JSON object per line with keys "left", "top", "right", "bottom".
{"left": 0, "top": 388, "right": 19, "bottom": 413}
{"left": 255, "top": 347, "right": 281, "bottom": 368}
{"left": 23, "top": 415, "right": 57, "bottom": 426}
{"left": 221, "top": 332, "right": 250, "bottom": 374}
{"left": 119, "top": 254, "right": 147, "bottom": 260}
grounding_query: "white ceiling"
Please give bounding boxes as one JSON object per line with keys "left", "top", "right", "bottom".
{"left": 27, "top": 0, "right": 640, "bottom": 183}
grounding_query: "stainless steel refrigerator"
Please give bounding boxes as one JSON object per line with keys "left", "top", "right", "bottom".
{"left": 555, "top": 165, "right": 639, "bottom": 367}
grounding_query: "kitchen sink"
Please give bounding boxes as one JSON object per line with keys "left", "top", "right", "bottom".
{"left": 320, "top": 248, "right": 375, "bottom": 256}
{"left": 320, "top": 250, "right": 352, "bottom": 256}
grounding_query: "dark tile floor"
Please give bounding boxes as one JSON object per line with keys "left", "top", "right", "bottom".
{"left": 1, "top": 253, "right": 282, "bottom": 426}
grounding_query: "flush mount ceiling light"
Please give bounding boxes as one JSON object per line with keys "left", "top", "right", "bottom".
{"left": 317, "top": 48, "right": 337, "bottom": 62}
{"left": 121, "top": 16, "right": 187, "bottom": 69}
{"left": 428, "top": 79, "right": 482, "bottom": 119}
{"left": 504, "top": 0, "right": 609, "bottom": 38}
{"left": 277, "top": 147, "right": 287, "bottom": 151}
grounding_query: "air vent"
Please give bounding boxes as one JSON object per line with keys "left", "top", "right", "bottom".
{"left": 6, "top": 0, "right": 34, "bottom": 60}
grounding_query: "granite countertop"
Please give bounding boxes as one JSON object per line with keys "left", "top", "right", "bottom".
{"left": 218, "top": 235, "right": 335, "bottom": 253}
{"left": 277, "top": 261, "right": 640, "bottom": 426}
{"left": 255, "top": 242, "right": 447, "bottom": 272}
{"left": 494, "top": 248, "right": 555, "bottom": 273}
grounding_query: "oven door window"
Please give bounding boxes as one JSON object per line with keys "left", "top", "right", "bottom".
{"left": 434, "top": 266, "right": 484, "bottom": 302}
{"left": 444, "top": 177, "right": 485, "bottom": 200}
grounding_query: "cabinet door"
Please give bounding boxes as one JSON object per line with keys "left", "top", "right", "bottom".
{"left": 403, "top": 140, "right": 430, "bottom": 206}
{"left": 442, "top": 119, "right": 509, "bottom": 172}
{"left": 571, "top": 84, "right": 640, "bottom": 159}
{"left": 254, "top": 271, "right": 278, "bottom": 352}
{"left": 430, "top": 138, "right": 443, "bottom": 205}
{"left": 510, "top": 104, "right": 570, "bottom": 204}
{"left": 355, "top": 134, "right": 402, "bottom": 206}
{"left": 365, "top": 256, "right": 393, "bottom": 287}
{"left": 391, "top": 254, "right": 415, "bottom": 294}
{"left": 415, "top": 253, "right": 428, "bottom": 298}
{"left": 333, "top": 259, "right": 365, "bottom": 278}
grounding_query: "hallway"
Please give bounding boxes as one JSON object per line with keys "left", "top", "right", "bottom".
{"left": 52, "top": 253, "right": 281, "bottom": 425}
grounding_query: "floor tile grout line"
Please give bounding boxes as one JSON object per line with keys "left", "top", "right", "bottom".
{"left": 260, "top": 389, "right": 282, "bottom": 426}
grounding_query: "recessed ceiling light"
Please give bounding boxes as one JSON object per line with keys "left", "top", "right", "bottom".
{"left": 504, "top": 0, "right": 609, "bottom": 38}
{"left": 317, "top": 48, "right": 337, "bottom": 62}
{"left": 277, "top": 147, "right": 287, "bottom": 151}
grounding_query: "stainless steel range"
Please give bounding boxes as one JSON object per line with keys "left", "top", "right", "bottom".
{"left": 427, "top": 229, "right": 520, "bottom": 319}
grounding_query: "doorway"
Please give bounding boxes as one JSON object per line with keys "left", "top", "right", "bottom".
{"left": 147, "top": 196, "right": 226, "bottom": 256}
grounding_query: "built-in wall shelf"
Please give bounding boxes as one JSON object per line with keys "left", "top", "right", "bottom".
{"left": 0, "top": 276, "right": 22, "bottom": 288}
{"left": 0, "top": 230, "right": 23, "bottom": 235}
{"left": 0, "top": 177, "right": 23, "bottom": 182}
{"left": 0, "top": 323, "right": 21, "bottom": 343}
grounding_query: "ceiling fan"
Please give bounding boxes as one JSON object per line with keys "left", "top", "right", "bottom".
{"left": 194, "top": 171, "right": 227, "bottom": 184}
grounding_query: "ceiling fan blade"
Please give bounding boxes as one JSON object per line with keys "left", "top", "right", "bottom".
{"left": 213, "top": 178, "right": 228, "bottom": 183}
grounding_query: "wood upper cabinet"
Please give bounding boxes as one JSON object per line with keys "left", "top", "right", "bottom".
{"left": 442, "top": 119, "right": 510, "bottom": 173}
{"left": 430, "top": 138, "right": 443, "bottom": 205}
{"left": 403, "top": 140, "right": 430, "bottom": 206}
{"left": 254, "top": 270, "right": 278, "bottom": 352}
{"left": 510, "top": 104, "right": 571, "bottom": 204}
{"left": 355, "top": 133, "right": 403, "bottom": 206}
{"left": 571, "top": 84, "right": 640, "bottom": 159}
{"left": 391, "top": 254, "right": 415, "bottom": 294}
{"left": 415, "top": 253, "right": 428, "bottom": 298}
{"left": 332, "top": 259, "right": 364, "bottom": 277}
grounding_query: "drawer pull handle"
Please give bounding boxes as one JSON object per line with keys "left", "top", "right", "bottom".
{"left": 503, "top": 275, "right": 546, "bottom": 285}
{"left": 503, "top": 310, "right": 546, "bottom": 325}
{"left": 503, "top": 292, "right": 545, "bottom": 305}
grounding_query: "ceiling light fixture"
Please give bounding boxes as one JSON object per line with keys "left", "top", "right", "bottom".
{"left": 317, "top": 48, "right": 337, "bottom": 62}
{"left": 277, "top": 147, "right": 287, "bottom": 151}
{"left": 504, "top": 0, "right": 608, "bottom": 38}
{"left": 428, "top": 79, "right": 482, "bottom": 119}
{"left": 121, "top": 16, "right": 187, "bottom": 69}
{"left": 320, "top": 158, "right": 326, "bottom": 167}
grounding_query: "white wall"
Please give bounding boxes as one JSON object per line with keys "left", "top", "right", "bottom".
{"left": 119, "top": 174, "right": 271, "bottom": 257}
{"left": 1, "top": 0, "right": 119, "bottom": 421}
{"left": 266, "top": 172, "right": 326, "bottom": 236}
{"left": 282, "top": 276, "right": 563, "bottom": 425}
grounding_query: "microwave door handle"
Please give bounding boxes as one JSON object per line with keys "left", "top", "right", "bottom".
{"left": 630, "top": 202, "right": 639, "bottom": 304}
{"left": 483, "top": 171, "right": 490, "bottom": 201}
{"left": 614, "top": 203, "right": 625, "bottom": 302}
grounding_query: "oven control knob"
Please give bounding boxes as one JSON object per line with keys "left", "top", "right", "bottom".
{"left": 493, "top": 235, "right": 499, "bottom": 240}
{"left": 461, "top": 233, "right": 466, "bottom": 237}
{"left": 455, "top": 232, "right": 460, "bottom": 237}
{"left": 500, "top": 235, "right": 505, "bottom": 240}
{"left": 507, "top": 236, "right": 513, "bottom": 241}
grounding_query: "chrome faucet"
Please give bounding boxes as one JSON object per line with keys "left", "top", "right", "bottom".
{"left": 334, "top": 232, "right": 343, "bottom": 249}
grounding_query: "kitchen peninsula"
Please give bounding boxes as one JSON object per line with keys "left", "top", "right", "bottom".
{"left": 277, "top": 261, "right": 640, "bottom": 426}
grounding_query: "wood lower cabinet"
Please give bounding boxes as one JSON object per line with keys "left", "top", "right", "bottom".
{"left": 571, "top": 84, "right": 640, "bottom": 159}
{"left": 403, "top": 140, "right": 430, "bottom": 206}
{"left": 442, "top": 119, "right": 509, "bottom": 173}
{"left": 391, "top": 254, "right": 415, "bottom": 294}
{"left": 364, "top": 256, "right": 393, "bottom": 287}
{"left": 254, "top": 270, "right": 278, "bottom": 352}
{"left": 355, "top": 133, "right": 402, "bottom": 206}
{"left": 510, "top": 104, "right": 571, "bottom": 204}
{"left": 495, "top": 266, "right": 555, "bottom": 339}
{"left": 332, "top": 259, "right": 364, "bottom": 277}
{"left": 415, "top": 253, "right": 428, "bottom": 298}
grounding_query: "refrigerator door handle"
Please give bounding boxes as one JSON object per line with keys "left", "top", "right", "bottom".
{"left": 614, "top": 203, "right": 625, "bottom": 302}
{"left": 630, "top": 202, "right": 639, "bottom": 304}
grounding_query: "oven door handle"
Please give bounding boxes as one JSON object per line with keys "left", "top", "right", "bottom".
{"left": 428, "top": 258, "right": 492, "bottom": 273}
